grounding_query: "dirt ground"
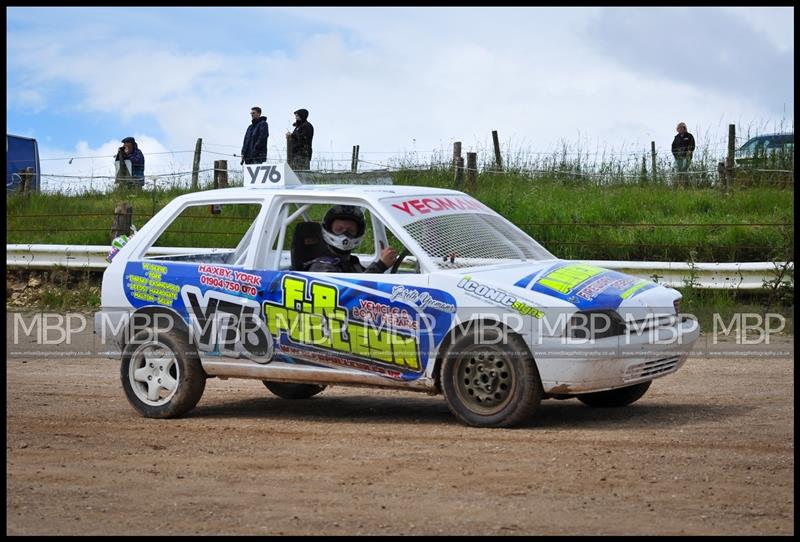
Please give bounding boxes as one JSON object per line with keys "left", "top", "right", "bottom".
{"left": 6, "top": 329, "right": 794, "bottom": 535}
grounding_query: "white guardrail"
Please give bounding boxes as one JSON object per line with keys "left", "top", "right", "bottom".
{"left": 5, "top": 244, "right": 794, "bottom": 290}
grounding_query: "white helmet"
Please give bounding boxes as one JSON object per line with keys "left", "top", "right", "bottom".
{"left": 322, "top": 205, "right": 366, "bottom": 252}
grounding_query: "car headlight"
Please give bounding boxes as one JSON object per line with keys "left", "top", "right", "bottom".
{"left": 566, "top": 310, "right": 627, "bottom": 340}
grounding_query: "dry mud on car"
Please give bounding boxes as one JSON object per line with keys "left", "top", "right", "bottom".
{"left": 95, "top": 163, "right": 699, "bottom": 427}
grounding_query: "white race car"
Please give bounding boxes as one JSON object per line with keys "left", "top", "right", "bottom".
{"left": 95, "top": 164, "right": 700, "bottom": 427}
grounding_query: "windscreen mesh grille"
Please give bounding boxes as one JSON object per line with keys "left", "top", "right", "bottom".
{"left": 404, "top": 213, "right": 555, "bottom": 270}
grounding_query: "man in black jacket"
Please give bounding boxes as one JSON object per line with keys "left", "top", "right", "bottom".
{"left": 241, "top": 106, "right": 269, "bottom": 164}
{"left": 287, "top": 108, "right": 314, "bottom": 170}
{"left": 671, "top": 122, "right": 696, "bottom": 175}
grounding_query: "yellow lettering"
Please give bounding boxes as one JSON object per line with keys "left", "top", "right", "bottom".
{"left": 367, "top": 327, "right": 393, "bottom": 363}
{"left": 349, "top": 323, "right": 370, "bottom": 357}
{"left": 391, "top": 334, "right": 419, "bottom": 370}
{"left": 283, "top": 276, "right": 306, "bottom": 311}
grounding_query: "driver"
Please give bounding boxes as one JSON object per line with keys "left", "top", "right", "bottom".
{"left": 306, "top": 205, "right": 398, "bottom": 273}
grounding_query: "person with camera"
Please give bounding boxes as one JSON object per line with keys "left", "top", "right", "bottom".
{"left": 115, "top": 136, "right": 145, "bottom": 188}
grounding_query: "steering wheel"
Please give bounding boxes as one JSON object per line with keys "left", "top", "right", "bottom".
{"left": 390, "top": 248, "right": 411, "bottom": 274}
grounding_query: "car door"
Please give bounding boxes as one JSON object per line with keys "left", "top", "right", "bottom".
{"left": 257, "top": 196, "right": 457, "bottom": 382}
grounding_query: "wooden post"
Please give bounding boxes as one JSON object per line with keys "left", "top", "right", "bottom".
{"left": 213, "top": 160, "right": 220, "bottom": 189}
{"left": 191, "top": 137, "right": 202, "bottom": 190}
{"left": 454, "top": 156, "right": 464, "bottom": 188}
{"left": 218, "top": 160, "right": 228, "bottom": 188}
{"left": 491, "top": 130, "right": 503, "bottom": 171}
{"left": 19, "top": 167, "right": 33, "bottom": 194}
{"left": 466, "top": 152, "right": 477, "bottom": 191}
{"left": 452, "top": 141, "right": 462, "bottom": 171}
{"left": 717, "top": 161, "right": 727, "bottom": 190}
{"left": 650, "top": 141, "right": 657, "bottom": 183}
{"left": 641, "top": 155, "right": 647, "bottom": 182}
{"left": 351, "top": 145, "right": 360, "bottom": 173}
{"left": 726, "top": 124, "right": 736, "bottom": 188}
{"left": 111, "top": 202, "right": 133, "bottom": 240}
{"left": 286, "top": 133, "right": 293, "bottom": 166}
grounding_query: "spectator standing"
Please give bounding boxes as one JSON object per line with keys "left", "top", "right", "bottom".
{"left": 115, "top": 136, "right": 145, "bottom": 188}
{"left": 287, "top": 108, "right": 314, "bottom": 171}
{"left": 241, "top": 106, "right": 269, "bottom": 164}
{"left": 671, "top": 122, "right": 696, "bottom": 179}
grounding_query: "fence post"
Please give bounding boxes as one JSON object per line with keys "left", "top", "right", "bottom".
{"left": 213, "top": 160, "right": 220, "bottom": 189}
{"left": 218, "top": 160, "right": 228, "bottom": 188}
{"left": 351, "top": 145, "right": 360, "bottom": 173}
{"left": 650, "top": 141, "right": 657, "bottom": 183}
{"left": 726, "top": 124, "right": 736, "bottom": 188}
{"left": 491, "top": 130, "right": 503, "bottom": 171}
{"left": 19, "top": 167, "right": 33, "bottom": 195}
{"left": 454, "top": 156, "right": 464, "bottom": 188}
{"left": 452, "top": 141, "right": 462, "bottom": 171}
{"left": 111, "top": 202, "right": 133, "bottom": 240}
{"left": 641, "top": 155, "right": 647, "bottom": 182}
{"left": 191, "top": 137, "right": 202, "bottom": 190}
{"left": 286, "top": 133, "right": 293, "bottom": 166}
{"left": 466, "top": 152, "right": 477, "bottom": 191}
{"left": 717, "top": 161, "right": 727, "bottom": 190}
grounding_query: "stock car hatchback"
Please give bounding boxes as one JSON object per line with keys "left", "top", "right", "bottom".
{"left": 95, "top": 163, "right": 700, "bottom": 427}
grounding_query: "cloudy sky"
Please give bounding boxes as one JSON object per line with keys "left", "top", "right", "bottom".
{"left": 6, "top": 6, "right": 794, "bottom": 188}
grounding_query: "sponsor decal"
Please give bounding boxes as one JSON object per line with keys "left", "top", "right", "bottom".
{"left": 280, "top": 344, "right": 403, "bottom": 380}
{"left": 198, "top": 264, "right": 261, "bottom": 297}
{"left": 390, "top": 285, "right": 457, "bottom": 313}
{"left": 125, "top": 262, "right": 180, "bottom": 307}
{"left": 352, "top": 299, "right": 419, "bottom": 331}
{"left": 456, "top": 277, "right": 545, "bottom": 319}
{"left": 528, "top": 263, "right": 659, "bottom": 309}
{"left": 536, "top": 263, "right": 607, "bottom": 294}
{"left": 181, "top": 285, "right": 273, "bottom": 363}
{"left": 263, "top": 276, "right": 422, "bottom": 372}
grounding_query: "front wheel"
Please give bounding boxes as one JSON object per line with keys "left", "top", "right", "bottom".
{"left": 440, "top": 326, "right": 542, "bottom": 428}
{"left": 576, "top": 381, "right": 651, "bottom": 408}
{"left": 121, "top": 329, "right": 206, "bottom": 418}
{"left": 262, "top": 381, "right": 327, "bottom": 400}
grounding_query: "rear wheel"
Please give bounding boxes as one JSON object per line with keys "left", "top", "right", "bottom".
{"left": 262, "top": 381, "right": 326, "bottom": 400}
{"left": 440, "top": 326, "right": 542, "bottom": 428}
{"left": 576, "top": 381, "right": 651, "bottom": 408}
{"left": 121, "top": 329, "right": 206, "bottom": 418}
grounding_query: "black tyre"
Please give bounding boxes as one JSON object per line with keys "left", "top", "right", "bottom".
{"left": 440, "top": 325, "right": 542, "bottom": 428}
{"left": 576, "top": 381, "right": 651, "bottom": 408}
{"left": 121, "top": 329, "right": 206, "bottom": 418}
{"left": 262, "top": 381, "right": 327, "bottom": 400}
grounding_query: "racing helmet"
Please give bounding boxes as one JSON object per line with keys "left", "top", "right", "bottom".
{"left": 322, "top": 205, "right": 366, "bottom": 252}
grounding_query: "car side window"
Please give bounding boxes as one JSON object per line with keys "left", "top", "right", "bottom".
{"left": 261, "top": 199, "right": 421, "bottom": 273}
{"left": 142, "top": 202, "right": 263, "bottom": 265}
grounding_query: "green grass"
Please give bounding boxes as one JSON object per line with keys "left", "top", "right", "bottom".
{"left": 8, "top": 169, "right": 794, "bottom": 263}
{"left": 391, "top": 168, "right": 794, "bottom": 262}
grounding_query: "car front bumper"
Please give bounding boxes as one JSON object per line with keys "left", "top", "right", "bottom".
{"left": 532, "top": 316, "right": 700, "bottom": 394}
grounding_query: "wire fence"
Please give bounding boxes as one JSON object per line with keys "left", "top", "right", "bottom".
{"left": 9, "top": 132, "right": 794, "bottom": 195}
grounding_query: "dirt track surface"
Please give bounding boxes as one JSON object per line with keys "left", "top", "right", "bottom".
{"left": 6, "top": 339, "right": 794, "bottom": 535}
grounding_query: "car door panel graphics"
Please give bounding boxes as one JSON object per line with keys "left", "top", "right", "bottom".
{"left": 122, "top": 262, "right": 456, "bottom": 380}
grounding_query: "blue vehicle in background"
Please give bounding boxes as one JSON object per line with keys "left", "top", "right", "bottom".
{"left": 6, "top": 134, "right": 41, "bottom": 193}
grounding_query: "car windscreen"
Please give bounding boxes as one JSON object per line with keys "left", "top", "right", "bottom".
{"left": 381, "top": 194, "right": 555, "bottom": 270}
